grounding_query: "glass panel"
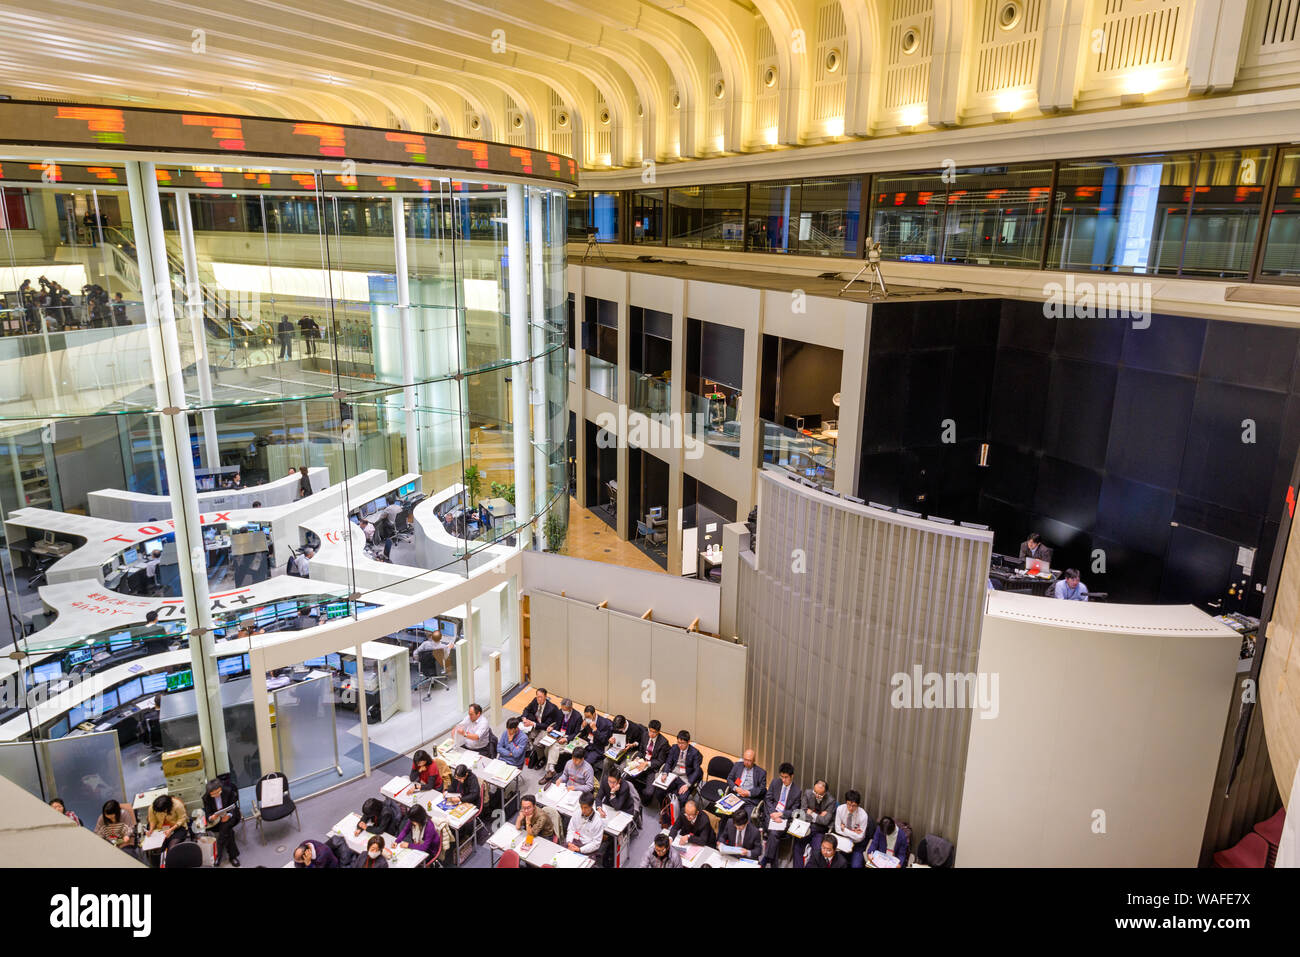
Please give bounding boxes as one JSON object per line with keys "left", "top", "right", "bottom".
{"left": 591, "top": 192, "right": 620, "bottom": 242}
{"left": 668, "top": 186, "right": 704, "bottom": 248}
{"left": 273, "top": 673, "right": 340, "bottom": 787}
{"left": 700, "top": 183, "right": 746, "bottom": 250}
{"left": 566, "top": 191, "right": 589, "bottom": 240}
{"left": 630, "top": 189, "right": 665, "bottom": 244}
{"left": 1262, "top": 148, "right": 1300, "bottom": 278}
{"left": 587, "top": 355, "right": 618, "bottom": 400}
{"left": 630, "top": 370, "right": 671, "bottom": 415}
{"left": 940, "top": 164, "right": 1052, "bottom": 267}
{"left": 41, "top": 729, "right": 127, "bottom": 829}
{"left": 1178, "top": 148, "right": 1272, "bottom": 278}
{"left": 687, "top": 389, "right": 741, "bottom": 457}
{"left": 1047, "top": 153, "right": 1195, "bottom": 273}
{"left": 747, "top": 180, "right": 800, "bottom": 252}
{"left": 798, "top": 176, "right": 861, "bottom": 257}
{"left": 761, "top": 418, "right": 836, "bottom": 486}
{"left": 0, "top": 740, "right": 44, "bottom": 801}
{"left": 870, "top": 170, "right": 947, "bottom": 262}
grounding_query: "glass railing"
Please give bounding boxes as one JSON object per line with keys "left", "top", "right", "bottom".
{"left": 587, "top": 355, "right": 617, "bottom": 400}
{"left": 687, "top": 390, "right": 742, "bottom": 457}
{"left": 630, "top": 370, "right": 671, "bottom": 416}
{"left": 761, "top": 418, "right": 836, "bottom": 485}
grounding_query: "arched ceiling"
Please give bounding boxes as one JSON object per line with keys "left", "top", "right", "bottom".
{"left": 0, "top": 0, "right": 1289, "bottom": 175}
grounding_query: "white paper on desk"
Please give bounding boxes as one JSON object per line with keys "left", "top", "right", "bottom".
{"left": 140, "top": 831, "right": 166, "bottom": 851}
{"left": 603, "top": 810, "right": 632, "bottom": 833}
{"left": 381, "top": 776, "right": 412, "bottom": 799}
{"left": 716, "top": 843, "right": 748, "bottom": 857}
{"left": 653, "top": 771, "right": 677, "bottom": 789}
{"left": 553, "top": 849, "right": 589, "bottom": 868}
{"left": 834, "top": 834, "right": 853, "bottom": 853}
{"left": 786, "top": 819, "right": 810, "bottom": 837}
{"left": 261, "top": 776, "right": 284, "bottom": 808}
{"left": 767, "top": 819, "right": 788, "bottom": 832}
{"left": 485, "top": 758, "right": 513, "bottom": 780}
{"left": 490, "top": 823, "right": 521, "bottom": 850}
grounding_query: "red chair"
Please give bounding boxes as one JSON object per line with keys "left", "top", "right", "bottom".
{"left": 1212, "top": 832, "right": 1270, "bottom": 868}
{"left": 495, "top": 849, "right": 520, "bottom": 868}
{"left": 1253, "top": 807, "right": 1285, "bottom": 866}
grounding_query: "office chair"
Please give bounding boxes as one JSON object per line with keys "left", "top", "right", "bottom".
{"left": 161, "top": 840, "right": 204, "bottom": 868}
{"left": 495, "top": 848, "right": 521, "bottom": 868}
{"left": 415, "top": 650, "right": 448, "bottom": 699}
{"left": 137, "top": 713, "right": 164, "bottom": 767}
{"left": 697, "top": 755, "right": 735, "bottom": 807}
{"left": 634, "top": 520, "right": 652, "bottom": 549}
{"left": 253, "top": 771, "right": 300, "bottom": 844}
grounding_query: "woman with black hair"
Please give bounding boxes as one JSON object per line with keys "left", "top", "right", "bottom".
{"left": 410, "top": 750, "right": 442, "bottom": 791}
{"left": 355, "top": 834, "right": 388, "bottom": 868}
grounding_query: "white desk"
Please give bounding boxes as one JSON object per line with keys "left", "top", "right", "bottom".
{"left": 411, "top": 483, "right": 512, "bottom": 573}
{"left": 87, "top": 467, "right": 330, "bottom": 522}
{"left": 487, "top": 823, "right": 591, "bottom": 868}
{"left": 328, "top": 812, "right": 427, "bottom": 867}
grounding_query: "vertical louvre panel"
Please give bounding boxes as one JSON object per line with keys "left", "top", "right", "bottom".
{"left": 755, "top": 20, "right": 780, "bottom": 131}
{"left": 883, "top": 0, "right": 934, "bottom": 111}
{"left": 812, "top": 0, "right": 848, "bottom": 124}
{"left": 548, "top": 89, "right": 571, "bottom": 159}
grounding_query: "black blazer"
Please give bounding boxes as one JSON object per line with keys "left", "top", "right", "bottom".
{"left": 522, "top": 698, "right": 560, "bottom": 728}
{"left": 358, "top": 803, "right": 401, "bottom": 837}
{"left": 576, "top": 714, "right": 613, "bottom": 751}
{"left": 810, "top": 849, "right": 848, "bottom": 868}
{"left": 720, "top": 819, "right": 762, "bottom": 855}
{"left": 352, "top": 853, "right": 389, "bottom": 869}
{"left": 669, "top": 811, "right": 715, "bottom": 847}
{"left": 551, "top": 709, "right": 583, "bottom": 738}
{"left": 620, "top": 720, "right": 647, "bottom": 751}
{"left": 662, "top": 744, "right": 703, "bottom": 787}
{"left": 595, "top": 778, "right": 635, "bottom": 813}
{"left": 202, "top": 783, "right": 241, "bottom": 827}
{"left": 446, "top": 772, "right": 481, "bottom": 809}
{"left": 639, "top": 732, "right": 670, "bottom": 772}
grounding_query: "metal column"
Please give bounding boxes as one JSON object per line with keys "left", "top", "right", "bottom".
{"left": 506, "top": 184, "right": 533, "bottom": 548}
{"left": 175, "top": 192, "right": 220, "bottom": 468}
{"left": 392, "top": 196, "right": 420, "bottom": 476}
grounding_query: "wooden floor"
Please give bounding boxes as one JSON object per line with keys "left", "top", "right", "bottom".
{"left": 557, "top": 497, "right": 667, "bottom": 575}
{"left": 504, "top": 685, "right": 736, "bottom": 767}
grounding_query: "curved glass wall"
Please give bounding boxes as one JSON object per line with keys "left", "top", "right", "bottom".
{"left": 0, "top": 156, "right": 567, "bottom": 812}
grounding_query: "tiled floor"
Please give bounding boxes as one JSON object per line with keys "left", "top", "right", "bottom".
{"left": 557, "top": 498, "right": 667, "bottom": 575}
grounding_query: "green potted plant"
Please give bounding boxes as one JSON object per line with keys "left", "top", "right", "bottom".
{"left": 490, "top": 481, "right": 516, "bottom": 506}
{"left": 544, "top": 512, "right": 566, "bottom": 552}
{"left": 463, "top": 464, "right": 483, "bottom": 506}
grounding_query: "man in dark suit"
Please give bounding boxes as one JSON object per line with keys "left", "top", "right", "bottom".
{"left": 656, "top": 730, "right": 703, "bottom": 806}
{"left": 726, "top": 749, "right": 768, "bottom": 819}
{"left": 201, "top": 777, "right": 241, "bottom": 867}
{"left": 1018, "top": 532, "right": 1052, "bottom": 564}
{"left": 719, "top": 808, "right": 762, "bottom": 860}
{"left": 610, "top": 714, "right": 645, "bottom": 753}
{"left": 576, "top": 705, "right": 613, "bottom": 774}
{"left": 809, "top": 833, "right": 848, "bottom": 868}
{"left": 539, "top": 698, "right": 584, "bottom": 784}
{"left": 521, "top": 687, "right": 559, "bottom": 733}
{"left": 635, "top": 719, "right": 672, "bottom": 803}
{"left": 594, "top": 768, "right": 637, "bottom": 867}
{"left": 668, "top": 798, "right": 714, "bottom": 848}
{"left": 761, "top": 762, "right": 801, "bottom": 866}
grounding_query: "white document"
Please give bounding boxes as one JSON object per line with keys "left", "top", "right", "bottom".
{"left": 603, "top": 810, "right": 632, "bottom": 833}
{"left": 767, "top": 819, "right": 788, "bottom": 832}
{"left": 716, "top": 843, "right": 747, "bottom": 857}
{"left": 140, "top": 830, "right": 166, "bottom": 852}
{"left": 553, "top": 849, "right": 590, "bottom": 868}
{"left": 490, "top": 823, "right": 521, "bottom": 850}
{"left": 261, "top": 775, "right": 284, "bottom": 808}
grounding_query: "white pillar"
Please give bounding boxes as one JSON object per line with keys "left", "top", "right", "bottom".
{"left": 176, "top": 192, "right": 221, "bottom": 469}
{"left": 506, "top": 184, "right": 533, "bottom": 548}
{"left": 392, "top": 196, "right": 420, "bottom": 477}
{"left": 125, "top": 161, "right": 226, "bottom": 774}
{"left": 528, "top": 188, "right": 549, "bottom": 545}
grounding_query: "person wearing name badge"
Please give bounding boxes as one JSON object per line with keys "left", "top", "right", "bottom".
{"left": 719, "top": 807, "right": 762, "bottom": 858}
{"left": 726, "top": 749, "right": 768, "bottom": 819}
{"left": 515, "top": 794, "right": 556, "bottom": 841}
{"left": 445, "top": 764, "right": 482, "bottom": 810}
{"left": 520, "top": 687, "right": 559, "bottom": 743}
{"left": 810, "top": 833, "right": 848, "bottom": 868}
{"left": 497, "top": 717, "right": 530, "bottom": 769}
{"left": 639, "top": 832, "right": 683, "bottom": 869}
{"left": 409, "top": 749, "right": 443, "bottom": 792}
{"left": 1054, "top": 568, "right": 1089, "bottom": 601}
{"left": 866, "top": 816, "right": 908, "bottom": 867}
{"left": 668, "top": 798, "right": 715, "bottom": 848}
{"left": 610, "top": 714, "right": 646, "bottom": 755}
{"left": 564, "top": 793, "right": 605, "bottom": 860}
{"left": 661, "top": 730, "right": 703, "bottom": 802}
{"left": 539, "top": 698, "right": 583, "bottom": 785}
{"left": 453, "top": 702, "right": 490, "bottom": 752}
{"left": 293, "top": 839, "right": 339, "bottom": 868}
{"left": 355, "top": 834, "right": 388, "bottom": 868}
{"left": 95, "top": 800, "right": 136, "bottom": 853}
{"left": 575, "top": 705, "right": 613, "bottom": 774}
{"left": 202, "top": 776, "right": 242, "bottom": 867}
{"left": 835, "top": 789, "right": 873, "bottom": 868}
{"left": 558, "top": 746, "right": 595, "bottom": 793}
{"left": 761, "top": 762, "right": 801, "bottom": 867}
{"left": 637, "top": 719, "right": 672, "bottom": 803}
{"left": 395, "top": 804, "right": 440, "bottom": 861}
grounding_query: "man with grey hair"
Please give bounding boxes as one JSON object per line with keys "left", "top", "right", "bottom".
{"left": 539, "top": 697, "right": 583, "bottom": 786}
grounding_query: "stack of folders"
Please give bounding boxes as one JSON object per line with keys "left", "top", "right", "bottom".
{"left": 716, "top": 793, "right": 744, "bottom": 814}
{"left": 447, "top": 803, "right": 475, "bottom": 822}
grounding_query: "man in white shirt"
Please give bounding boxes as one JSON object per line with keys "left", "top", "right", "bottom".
{"left": 834, "top": 788, "right": 872, "bottom": 868}
{"left": 564, "top": 794, "right": 604, "bottom": 858}
{"left": 453, "top": 703, "right": 490, "bottom": 751}
{"left": 290, "top": 546, "right": 312, "bottom": 577}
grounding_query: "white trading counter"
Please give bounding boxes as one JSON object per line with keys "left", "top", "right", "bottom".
{"left": 87, "top": 467, "right": 330, "bottom": 522}
{"left": 413, "top": 483, "right": 512, "bottom": 573}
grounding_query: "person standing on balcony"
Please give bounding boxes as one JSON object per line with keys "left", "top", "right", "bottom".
{"left": 298, "top": 314, "right": 319, "bottom": 356}
{"left": 112, "top": 292, "right": 129, "bottom": 325}
{"left": 277, "top": 314, "right": 294, "bottom": 359}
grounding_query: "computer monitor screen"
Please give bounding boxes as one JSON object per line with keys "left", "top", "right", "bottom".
{"left": 31, "top": 661, "right": 63, "bottom": 684}
{"left": 326, "top": 601, "right": 350, "bottom": 620}
{"left": 108, "top": 632, "right": 133, "bottom": 653}
{"left": 116, "top": 678, "right": 142, "bottom": 704}
{"left": 142, "top": 539, "right": 161, "bottom": 553}
{"left": 400, "top": 481, "right": 416, "bottom": 496}
{"left": 255, "top": 608, "right": 277, "bottom": 627}
{"left": 440, "top": 619, "right": 458, "bottom": 638}
{"left": 304, "top": 657, "right": 326, "bottom": 668}
{"left": 342, "top": 659, "right": 357, "bottom": 676}
{"left": 122, "top": 547, "right": 139, "bottom": 565}
{"left": 67, "top": 646, "right": 93, "bottom": 666}
{"left": 164, "top": 621, "right": 186, "bottom": 635}
{"left": 276, "top": 601, "right": 298, "bottom": 617}
{"left": 48, "top": 717, "right": 69, "bottom": 739}
{"left": 93, "top": 689, "right": 119, "bottom": 715}
{"left": 166, "top": 670, "right": 194, "bottom": 692}
{"left": 373, "top": 496, "right": 387, "bottom": 511}
{"left": 101, "top": 562, "right": 114, "bottom": 579}
{"left": 217, "top": 655, "right": 245, "bottom": 678}
{"left": 242, "top": 654, "right": 251, "bottom": 672}
{"left": 68, "top": 702, "right": 90, "bottom": 726}
{"left": 239, "top": 612, "right": 255, "bottom": 624}
{"left": 140, "top": 673, "right": 168, "bottom": 695}
{"left": 326, "top": 653, "right": 341, "bottom": 670}
{"left": 43, "top": 529, "right": 56, "bottom": 544}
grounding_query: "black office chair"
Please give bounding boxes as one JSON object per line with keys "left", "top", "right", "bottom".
{"left": 137, "top": 713, "right": 164, "bottom": 767}
{"left": 161, "top": 840, "right": 204, "bottom": 868}
{"left": 485, "top": 728, "right": 498, "bottom": 759}
{"left": 415, "top": 650, "right": 447, "bottom": 699}
{"left": 697, "top": 755, "right": 734, "bottom": 807}
{"left": 253, "top": 771, "right": 300, "bottom": 844}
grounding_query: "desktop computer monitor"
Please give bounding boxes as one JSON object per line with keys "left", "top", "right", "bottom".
{"left": 304, "top": 656, "right": 326, "bottom": 668}
{"left": 242, "top": 654, "right": 251, "bottom": 672}
{"left": 48, "top": 717, "right": 69, "bottom": 739}
{"left": 217, "top": 655, "right": 245, "bottom": 678}
{"left": 108, "top": 632, "right": 133, "bottom": 653}
{"left": 327, "top": 653, "right": 341, "bottom": 670}
{"left": 68, "top": 703, "right": 90, "bottom": 726}
{"left": 342, "top": 659, "right": 357, "bottom": 676}
{"left": 276, "top": 601, "right": 298, "bottom": 617}
{"left": 439, "top": 619, "right": 458, "bottom": 639}
{"left": 141, "top": 538, "right": 161, "bottom": 553}
{"left": 166, "top": 670, "right": 194, "bottom": 692}
{"left": 373, "top": 496, "right": 387, "bottom": 512}
{"left": 256, "top": 608, "right": 277, "bottom": 628}
{"left": 67, "top": 646, "right": 93, "bottom": 666}
{"left": 93, "top": 689, "right": 119, "bottom": 716}
{"left": 101, "top": 562, "right": 114, "bottom": 579}
{"left": 140, "top": 673, "right": 168, "bottom": 695}
{"left": 116, "top": 677, "right": 142, "bottom": 704}
{"left": 31, "top": 661, "right": 63, "bottom": 684}
{"left": 122, "top": 547, "right": 139, "bottom": 565}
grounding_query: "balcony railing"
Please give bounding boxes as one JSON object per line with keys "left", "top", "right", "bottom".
{"left": 761, "top": 418, "right": 835, "bottom": 486}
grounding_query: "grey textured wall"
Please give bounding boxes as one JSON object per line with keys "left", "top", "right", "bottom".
{"left": 737, "top": 469, "right": 992, "bottom": 843}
